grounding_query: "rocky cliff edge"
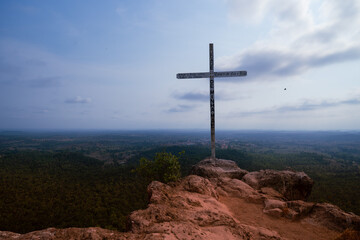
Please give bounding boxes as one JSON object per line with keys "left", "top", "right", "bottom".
{"left": 1, "top": 158, "right": 359, "bottom": 240}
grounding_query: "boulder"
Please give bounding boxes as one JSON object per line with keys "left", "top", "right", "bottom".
{"left": 0, "top": 227, "right": 137, "bottom": 240}
{"left": 191, "top": 158, "right": 248, "bottom": 179}
{"left": 242, "top": 170, "right": 313, "bottom": 200}
{"left": 286, "top": 200, "right": 315, "bottom": 219}
{"left": 213, "top": 177, "right": 263, "bottom": 203}
{"left": 180, "top": 175, "right": 218, "bottom": 199}
{"left": 263, "top": 199, "right": 287, "bottom": 218}
{"left": 335, "top": 229, "right": 360, "bottom": 240}
{"left": 128, "top": 175, "right": 256, "bottom": 239}
{"left": 259, "top": 187, "right": 283, "bottom": 199}
{"left": 241, "top": 225, "right": 283, "bottom": 240}
{"left": 264, "top": 199, "right": 287, "bottom": 211}
{"left": 147, "top": 181, "right": 172, "bottom": 204}
{"left": 309, "top": 203, "right": 360, "bottom": 232}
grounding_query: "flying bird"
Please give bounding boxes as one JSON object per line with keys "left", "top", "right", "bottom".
{"left": 284, "top": 88, "right": 287, "bottom": 90}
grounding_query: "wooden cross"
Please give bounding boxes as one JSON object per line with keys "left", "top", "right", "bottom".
{"left": 177, "top": 43, "right": 247, "bottom": 160}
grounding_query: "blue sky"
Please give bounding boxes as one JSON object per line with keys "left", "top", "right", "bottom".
{"left": 1, "top": 0, "right": 360, "bottom": 130}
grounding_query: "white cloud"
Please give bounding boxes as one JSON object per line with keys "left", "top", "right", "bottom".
{"left": 33, "top": 109, "right": 50, "bottom": 114}
{"left": 231, "top": 95, "right": 360, "bottom": 117}
{"left": 166, "top": 104, "right": 195, "bottom": 113}
{"left": 65, "top": 96, "right": 92, "bottom": 104}
{"left": 220, "top": 0, "right": 360, "bottom": 81}
{"left": 217, "top": 45, "right": 360, "bottom": 81}
{"left": 226, "top": 0, "right": 313, "bottom": 25}
{"left": 226, "top": 0, "right": 270, "bottom": 24}
{"left": 172, "top": 90, "right": 243, "bottom": 101}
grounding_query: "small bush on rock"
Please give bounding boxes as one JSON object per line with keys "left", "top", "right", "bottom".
{"left": 134, "top": 151, "right": 182, "bottom": 183}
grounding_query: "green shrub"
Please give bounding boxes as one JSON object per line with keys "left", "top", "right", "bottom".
{"left": 134, "top": 151, "right": 181, "bottom": 183}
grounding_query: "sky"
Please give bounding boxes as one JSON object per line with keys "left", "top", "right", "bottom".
{"left": 1, "top": 0, "right": 360, "bottom": 131}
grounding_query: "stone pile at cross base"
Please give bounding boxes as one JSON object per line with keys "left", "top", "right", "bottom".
{"left": 1, "top": 159, "right": 359, "bottom": 240}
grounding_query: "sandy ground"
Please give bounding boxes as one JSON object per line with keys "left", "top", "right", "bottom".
{"left": 220, "top": 196, "right": 340, "bottom": 240}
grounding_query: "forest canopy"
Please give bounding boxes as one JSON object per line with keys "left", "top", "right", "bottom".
{"left": 0, "top": 131, "right": 359, "bottom": 234}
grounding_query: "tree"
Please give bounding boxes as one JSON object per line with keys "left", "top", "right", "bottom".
{"left": 134, "top": 151, "right": 182, "bottom": 183}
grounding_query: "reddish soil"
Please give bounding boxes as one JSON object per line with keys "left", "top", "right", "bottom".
{"left": 221, "top": 196, "right": 340, "bottom": 240}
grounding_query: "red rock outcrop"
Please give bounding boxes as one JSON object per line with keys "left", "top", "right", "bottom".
{"left": 1, "top": 159, "right": 359, "bottom": 240}
{"left": 242, "top": 169, "right": 314, "bottom": 201}
{"left": 191, "top": 158, "right": 248, "bottom": 179}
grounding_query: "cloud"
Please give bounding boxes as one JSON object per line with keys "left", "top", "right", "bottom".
{"left": 33, "top": 109, "right": 50, "bottom": 114}
{"left": 65, "top": 96, "right": 92, "bottom": 104}
{"left": 218, "top": 46, "right": 360, "bottom": 81}
{"left": 0, "top": 38, "right": 135, "bottom": 88}
{"left": 226, "top": 0, "right": 270, "bottom": 23}
{"left": 309, "top": 47, "right": 360, "bottom": 67}
{"left": 234, "top": 96, "right": 360, "bottom": 117}
{"left": 173, "top": 92, "right": 208, "bottom": 102}
{"left": 166, "top": 104, "right": 195, "bottom": 113}
{"left": 172, "top": 91, "right": 240, "bottom": 102}
{"left": 226, "top": 0, "right": 312, "bottom": 25}
{"left": 220, "top": 0, "right": 360, "bottom": 81}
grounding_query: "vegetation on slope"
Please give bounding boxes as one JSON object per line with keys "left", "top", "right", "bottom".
{"left": 0, "top": 152, "right": 147, "bottom": 233}
{"left": 0, "top": 138, "right": 359, "bottom": 233}
{"left": 133, "top": 151, "right": 182, "bottom": 183}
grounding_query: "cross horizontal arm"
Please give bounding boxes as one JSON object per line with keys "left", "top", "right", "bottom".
{"left": 176, "top": 71, "right": 247, "bottom": 79}
{"left": 215, "top": 71, "right": 247, "bottom": 77}
{"left": 176, "top": 72, "right": 209, "bottom": 79}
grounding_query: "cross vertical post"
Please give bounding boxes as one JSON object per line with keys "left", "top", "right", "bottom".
{"left": 176, "top": 44, "right": 247, "bottom": 160}
{"left": 209, "top": 43, "right": 215, "bottom": 160}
